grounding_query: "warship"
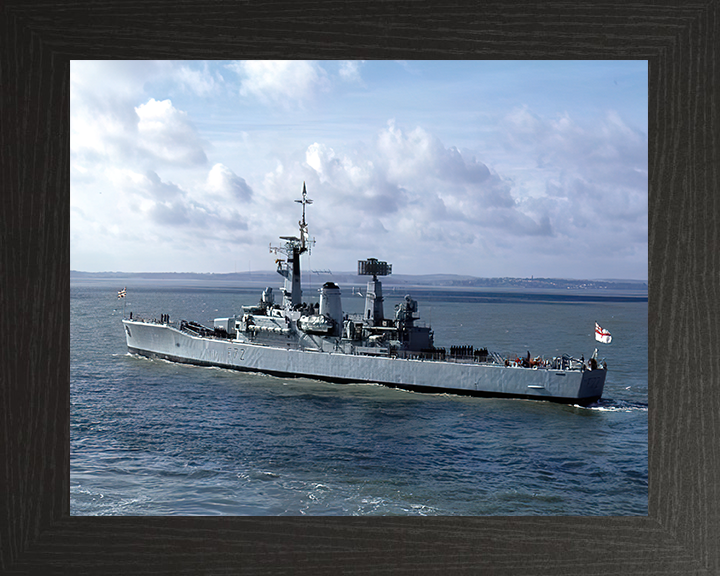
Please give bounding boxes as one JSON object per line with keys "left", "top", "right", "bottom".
{"left": 122, "top": 184, "right": 607, "bottom": 405}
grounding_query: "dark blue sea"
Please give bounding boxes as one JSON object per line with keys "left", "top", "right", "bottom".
{"left": 71, "top": 278, "right": 648, "bottom": 516}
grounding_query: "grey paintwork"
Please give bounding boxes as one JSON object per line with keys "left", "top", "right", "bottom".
{"left": 121, "top": 184, "right": 606, "bottom": 405}
{"left": 122, "top": 319, "right": 605, "bottom": 403}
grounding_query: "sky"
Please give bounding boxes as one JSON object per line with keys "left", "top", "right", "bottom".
{"left": 70, "top": 60, "right": 648, "bottom": 280}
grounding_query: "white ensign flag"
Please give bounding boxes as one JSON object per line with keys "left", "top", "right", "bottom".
{"left": 595, "top": 322, "right": 612, "bottom": 344}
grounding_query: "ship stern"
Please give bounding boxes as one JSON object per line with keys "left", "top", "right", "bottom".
{"left": 576, "top": 368, "right": 607, "bottom": 405}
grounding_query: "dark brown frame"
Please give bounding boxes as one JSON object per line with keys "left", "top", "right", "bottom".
{"left": 2, "top": 2, "right": 717, "bottom": 574}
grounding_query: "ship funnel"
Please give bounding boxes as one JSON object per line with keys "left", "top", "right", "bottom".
{"left": 319, "top": 282, "right": 343, "bottom": 336}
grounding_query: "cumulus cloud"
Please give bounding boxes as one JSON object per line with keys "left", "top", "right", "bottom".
{"left": 377, "top": 121, "right": 490, "bottom": 186}
{"left": 501, "top": 106, "right": 647, "bottom": 238}
{"left": 488, "top": 106, "right": 648, "bottom": 272}
{"left": 504, "top": 106, "right": 646, "bottom": 180}
{"left": 71, "top": 169, "right": 252, "bottom": 273}
{"left": 230, "top": 60, "right": 330, "bottom": 106}
{"left": 304, "top": 141, "right": 407, "bottom": 216}
{"left": 338, "top": 61, "right": 364, "bottom": 83}
{"left": 250, "top": 110, "right": 646, "bottom": 278}
{"left": 371, "top": 121, "right": 526, "bottom": 227}
{"left": 70, "top": 60, "right": 170, "bottom": 101}
{"left": 71, "top": 89, "right": 139, "bottom": 165}
{"left": 71, "top": 91, "right": 207, "bottom": 171}
{"left": 71, "top": 63, "right": 198, "bottom": 168}
{"left": 69, "top": 60, "right": 645, "bottom": 277}
{"left": 143, "top": 170, "right": 184, "bottom": 200}
{"left": 100, "top": 167, "right": 250, "bottom": 240}
{"left": 206, "top": 163, "right": 253, "bottom": 202}
{"left": 227, "top": 60, "right": 367, "bottom": 108}
{"left": 135, "top": 99, "right": 208, "bottom": 165}
{"left": 253, "top": 120, "right": 559, "bottom": 269}
{"left": 173, "top": 63, "right": 222, "bottom": 96}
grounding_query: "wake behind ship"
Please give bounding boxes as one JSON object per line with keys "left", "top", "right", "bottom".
{"left": 122, "top": 184, "right": 607, "bottom": 405}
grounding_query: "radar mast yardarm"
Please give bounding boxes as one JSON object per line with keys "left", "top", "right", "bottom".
{"left": 270, "top": 182, "right": 314, "bottom": 308}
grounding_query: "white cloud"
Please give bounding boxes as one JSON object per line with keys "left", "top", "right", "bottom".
{"left": 258, "top": 121, "right": 559, "bottom": 272}
{"left": 338, "top": 61, "right": 364, "bottom": 83}
{"left": 505, "top": 108, "right": 646, "bottom": 219}
{"left": 251, "top": 113, "right": 647, "bottom": 277}
{"left": 206, "top": 163, "right": 253, "bottom": 202}
{"left": 94, "top": 168, "right": 251, "bottom": 248}
{"left": 70, "top": 60, "right": 170, "bottom": 101}
{"left": 231, "top": 60, "right": 329, "bottom": 107}
{"left": 377, "top": 121, "right": 491, "bottom": 185}
{"left": 305, "top": 142, "right": 327, "bottom": 177}
{"left": 372, "top": 121, "right": 520, "bottom": 226}
{"left": 135, "top": 99, "right": 207, "bottom": 165}
{"left": 173, "top": 63, "right": 221, "bottom": 96}
{"left": 71, "top": 90, "right": 208, "bottom": 172}
{"left": 492, "top": 107, "right": 647, "bottom": 269}
{"left": 69, "top": 61, "right": 647, "bottom": 278}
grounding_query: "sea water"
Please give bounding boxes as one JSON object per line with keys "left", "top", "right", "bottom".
{"left": 71, "top": 279, "right": 647, "bottom": 516}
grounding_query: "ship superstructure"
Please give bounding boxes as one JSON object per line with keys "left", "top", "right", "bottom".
{"left": 122, "top": 184, "right": 607, "bottom": 405}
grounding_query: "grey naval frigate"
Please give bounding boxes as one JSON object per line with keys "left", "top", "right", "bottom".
{"left": 122, "top": 184, "right": 607, "bottom": 405}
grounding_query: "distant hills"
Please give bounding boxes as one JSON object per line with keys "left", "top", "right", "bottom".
{"left": 70, "top": 270, "right": 647, "bottom": 292}
{"left": 443, "top": 276, "right": 647, "bottom": 291}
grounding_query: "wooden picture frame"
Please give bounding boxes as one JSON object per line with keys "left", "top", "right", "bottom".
{"left": 2, "top": 2, "right": 716, "bottom": 573}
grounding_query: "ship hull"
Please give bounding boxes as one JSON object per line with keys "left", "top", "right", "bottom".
{"left": 123, "top": 320, "right": 605, "bottom": 405}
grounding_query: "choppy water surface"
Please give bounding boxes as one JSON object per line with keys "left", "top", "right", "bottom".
{"left": 71, "top": 280, "right": 647, "bottom": 516}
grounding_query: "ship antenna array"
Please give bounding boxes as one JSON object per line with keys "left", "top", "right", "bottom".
{"left": 295, "top": 182, "right": 314, "bottom": 254}
{"left": 270, "top": 182, "right": 316, "bottom": 256}
{"left": 357, "top": 258, "right": 392, "bottom": 281}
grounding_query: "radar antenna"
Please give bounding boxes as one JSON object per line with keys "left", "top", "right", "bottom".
{"left": 357, "top": 258, "right": 392, "bottom": 281}
{"left": 358, "top": 258, "right": 392, "bottom": 326}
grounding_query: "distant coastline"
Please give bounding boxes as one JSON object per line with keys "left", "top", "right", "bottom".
{"left": 71, "top": 270, "right": 647, "bottom": 296}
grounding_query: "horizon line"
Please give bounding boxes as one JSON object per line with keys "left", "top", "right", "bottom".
{"left": 70, "top": 270, "right": 649, "bottom": 284}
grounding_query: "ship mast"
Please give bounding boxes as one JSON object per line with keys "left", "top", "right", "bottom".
{"left": 270, "top": 182, "right": 314, "bottom": 308}
{"left": 295, "top": 182, "right": 312, "bottom": 253}
{"left": 358, "top": 258, "right": 392, "bottom": 326}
